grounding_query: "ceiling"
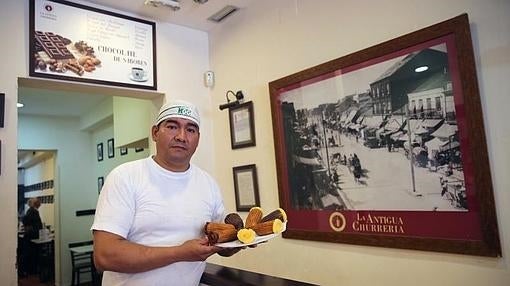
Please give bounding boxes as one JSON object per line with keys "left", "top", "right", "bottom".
{"left": 82, "top": 0, "right": 253, "bottom": 32}
{"left": 18, "top": 87, "right": 107, "bottom": 117}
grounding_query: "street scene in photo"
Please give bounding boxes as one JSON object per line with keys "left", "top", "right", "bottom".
{"left": 279, "top": 43, "right": 467, "bottom": 212}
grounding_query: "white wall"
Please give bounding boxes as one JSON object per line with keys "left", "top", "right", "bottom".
{"left": 208, "top": 0, "right": 510, "bottom": 285}
{"left": 0, "top": 0, "right": 212, "bottom": 285}
{"left": 93, "top": 122, "right": 149, "bottom": 191}
{"left": 0, "top": 0, "right": 31, "bottom": 283}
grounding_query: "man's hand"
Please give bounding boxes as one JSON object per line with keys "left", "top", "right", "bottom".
{"left": 180, "top": 237, "right": 221, "bottom": 261}
{"left": 217, "top": 243, "right": 258, "bottom": 257}
{"left": 217, "top": 247, "right": 242, "bottom": 257}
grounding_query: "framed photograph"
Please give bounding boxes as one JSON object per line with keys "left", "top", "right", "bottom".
{"left": 120, "top": 147, "right": 128, "bottom": 156}
{"left": 107, "top": 138, "right": 115, "bottom": 158}
{"left": 268, "top": 14, "right": 500, "bottom": 256}
{"left": 29, "top": 0, "right": 157, "bottom": 90}
{"left": 135, "top": 147, "right": 144, "bottom": 153}
{"left": 96, "top": 142, "right": 103, "bottom": 162}
{"left": 97, "top": 176, "right": 104, "bottom": 194}
{"left": 0, "top": 93, "right": 4, "bottom": 128}
{"left": 232, "top": 164, "right": 261, "bottom": 211}
{"left": 229, "top": 101, "right": 256, "bottom": 149}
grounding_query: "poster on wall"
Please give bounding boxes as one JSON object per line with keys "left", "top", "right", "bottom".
{"left": 29, "top": 0, "right": 157, "bottom": 90}
{"left": 269, "top": 14, "right": 500, "bottom": 256}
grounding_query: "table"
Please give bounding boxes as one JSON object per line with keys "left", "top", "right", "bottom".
{"left": 30, "top": 235, "right": 54, "bottom": 245}
{"left": 69, "top": 244, "right": 93, "bottom": 254}
{"left": 70, "top": 244, "right": 100, "bottom": 285}
{"left": 200, "top": 263, "right": 318, "bottom": 286}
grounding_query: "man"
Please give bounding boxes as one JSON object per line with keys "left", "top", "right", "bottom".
{"left": 23, "top": 198, "right": 43, "bottom": 239}
{"left": 92, "top": 100, "right": 239, "bottom": 285}
{"left": 22, "top": 197, "right": 43, "bottom": 275}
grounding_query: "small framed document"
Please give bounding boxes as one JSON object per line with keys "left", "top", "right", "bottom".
{"left": 229, "top": 101, "right": 256, "bottom": 149}
{"left": 232, "top": 164, "right": 260, "bottom": 211}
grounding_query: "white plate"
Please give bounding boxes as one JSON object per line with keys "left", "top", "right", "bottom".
{"left": 129, "top": 73, "right": 149, "bottom": 82}
{"left": 215, "top": 222, "right": 286, "bottom": 248}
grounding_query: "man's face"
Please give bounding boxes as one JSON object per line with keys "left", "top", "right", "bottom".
{"left": 152, "top": 117, "right": 200, "bottom": 171}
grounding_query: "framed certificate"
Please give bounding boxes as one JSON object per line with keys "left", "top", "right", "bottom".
{"left": 229, "top": 101, "right": 256, "bottom": 149}
{"left": 233, "top": 164, "right": 261, "bottom": 211}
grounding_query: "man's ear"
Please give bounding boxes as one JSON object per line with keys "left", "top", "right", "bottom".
{"left": 151, "top": 125, "right": 159, "bottom": 141}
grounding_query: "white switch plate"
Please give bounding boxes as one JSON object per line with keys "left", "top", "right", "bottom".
{"left": 204, "top": 71, "right": 214, "bottom": 87}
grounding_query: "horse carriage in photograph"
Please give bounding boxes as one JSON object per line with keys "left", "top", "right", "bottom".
{"left": 440, "top": 176, "right": 468, "bottom": 210}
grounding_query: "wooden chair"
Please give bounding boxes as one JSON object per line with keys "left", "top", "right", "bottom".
{"left": 68, "top": 240, "right": 93, "bottom": 286}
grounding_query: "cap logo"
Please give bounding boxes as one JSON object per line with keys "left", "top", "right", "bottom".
{"left": 177, "top": 106, "right": 192, "bottom": 117}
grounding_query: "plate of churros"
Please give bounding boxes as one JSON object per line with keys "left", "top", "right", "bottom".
{"left": 204, "top": 207, "right": 287, "bottom": 248}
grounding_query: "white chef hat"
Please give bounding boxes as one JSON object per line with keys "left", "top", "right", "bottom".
{"left": 155, "top": 100, "right": 200, "bottom": 127}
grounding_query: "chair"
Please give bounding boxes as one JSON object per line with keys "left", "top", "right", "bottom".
{"left": 69, "top": 240, "right": 93, "bottom": 286}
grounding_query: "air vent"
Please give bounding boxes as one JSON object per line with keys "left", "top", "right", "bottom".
{"left": 207, "top": 5, "right": 238, "bottom": 23}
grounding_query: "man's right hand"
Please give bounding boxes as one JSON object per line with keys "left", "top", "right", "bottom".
{"left": 179, "top": 237, "right": 222, "bottom": 261}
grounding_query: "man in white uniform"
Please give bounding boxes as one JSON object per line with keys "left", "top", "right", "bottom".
{"left": 92, "top": 100, "right": 238, "bottom": 285}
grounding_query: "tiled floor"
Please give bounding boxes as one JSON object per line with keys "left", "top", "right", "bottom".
{"left": 18, "top": 274, "right": 54, "bottom": 286}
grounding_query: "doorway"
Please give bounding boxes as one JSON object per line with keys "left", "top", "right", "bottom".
{"left": 17, "top": 77, "right": 163, "bottom": 286}
{"left": 17, "top": 150, "right": 57, "bottom": 285}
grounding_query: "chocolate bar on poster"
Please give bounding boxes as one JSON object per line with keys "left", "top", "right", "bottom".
{"left": 34, "top": 31, "right": 74, "bottom": 60}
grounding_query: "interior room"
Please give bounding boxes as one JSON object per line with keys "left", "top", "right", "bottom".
{"left": 1, "top": 0, "right": 509, "bottom": 285}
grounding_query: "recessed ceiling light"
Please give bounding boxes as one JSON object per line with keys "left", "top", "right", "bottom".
{"left": 17, "top": 102, "right": 24, "bottom": 108}
{"left": 415, "top": 66, "right": 429, "bottom": 73}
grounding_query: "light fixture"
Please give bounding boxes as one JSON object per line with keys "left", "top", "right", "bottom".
{"left": 208, "top": 5, "right": 239, "bottom": 23}
{"left": 144, "top": 0, "right": 180, "bottom": 11}
{"left": 17, "top": 102, "right": 24, "bottom": 108}
{"left": 219, "top": 90, "right": 244, "bottom": 110}
{"left": 415, "top": 66, "right": 429, "bottom": 73}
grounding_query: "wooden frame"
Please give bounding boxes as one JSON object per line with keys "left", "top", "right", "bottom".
{"left": 268, "top": 14, "right": 500, "bottom": 256}
{"left": 233, "top": 164, "right": 261, "bottom": 212}
{"left": 229, "top": 101, "right": 256, "bottom": 149}
{"left": 29, "top": 0, "right": 157, "bottom": 90}
{"left": 0, "top": 93, "right": 4, "bottom": 128}
{"left": 96, "top": 142, "right": 103, "bottom": 162}
{"left": 107, "top": 138, "right": 115, "bottom": 158}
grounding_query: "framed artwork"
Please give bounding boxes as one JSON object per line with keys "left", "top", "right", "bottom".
{"left": 120, "top": 147, "right": 128, "bottom": 156}
{"left": 97, "top": 176, "right": 104, "bottom": 194}
{"left": 0, "top": 93, "right": 4, "bottom": 128}
{"left": 29, "top": 0, "right": 157, "bottom": 90}
{"left": 96, "top": 142, "right": 103, "bottom": 162}
{"left": 233, "top": 164, "right": 261, "bottom": 211}
{"left": 268, "top": 14, "right": 500, "bottom": 256}
{"left": 135, "top": 147, "right": 144, "bottom": 153}
{"left": 229, "top": 101, "right": 256, "bottom": 149}
{"left": 107, "top": 138, "right": 115, "bottom": 158}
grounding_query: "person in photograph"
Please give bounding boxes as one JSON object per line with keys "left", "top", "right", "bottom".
{"left": 91, "top": 100, "right": 242, "bottom": 285}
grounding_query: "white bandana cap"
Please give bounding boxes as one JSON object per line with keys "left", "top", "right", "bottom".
{"left": 155, "top": 100, "right": 200, "bottom": 127}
